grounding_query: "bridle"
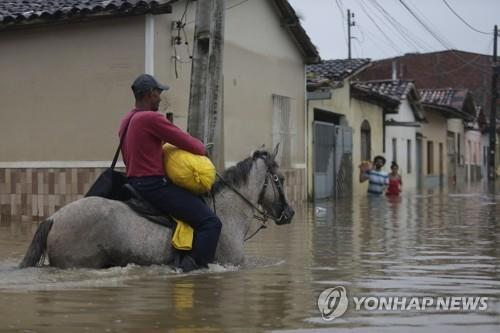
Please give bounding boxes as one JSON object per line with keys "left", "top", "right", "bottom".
{"left": 256, "top": 169, "right": 289, "bottom": 224}
{"left": 213, "top": 158, "right": 291, "bottom": 241}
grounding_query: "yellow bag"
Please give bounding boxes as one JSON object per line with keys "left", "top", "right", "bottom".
{"left": 163, "top": 144, "right": 216, "bottom": 194}
{"left": 171, "top": 219, "right": 194, "bottom": 251}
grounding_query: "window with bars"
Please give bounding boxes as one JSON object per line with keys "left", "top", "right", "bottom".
{"left": 272, "top": 94, "right": 295, "bottom": 168}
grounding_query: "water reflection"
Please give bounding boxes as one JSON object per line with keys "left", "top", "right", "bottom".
{"left": 0, "top": 186, "right": 499, "bottom": 332}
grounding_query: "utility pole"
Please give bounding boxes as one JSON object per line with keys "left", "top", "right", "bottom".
{"left": 488, "top": 24, "right": 498, "bottom": 181}
{"left": 347, "top": 9, "right": 355, "bottom": 59}
{"left": 188, "top": 0, "right": 212, "bottom": 141}
{"left": 187, "top": 0, "right": 226, "bottom": 171}
{"left": 206, "top": 0, "right": 226, "bottom": 171}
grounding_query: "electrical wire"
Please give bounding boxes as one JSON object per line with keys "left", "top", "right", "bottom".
{"left": 398, "top": 0, "right": 454, "bottom": 50}
{"left": 186, "top": 0, "right": 251, "bottom": 26}
{"left": 357, "top": 0, "right": 403, "bottom": 53}
{"left": 358, "top": 0, "right": 419, "bottom": 52}
{"left": 334, "top": 0, "right": 349, "bottom": 47}
{"left": 368, "top": 0, "right": 433, "bottom": 51}
{"left": 173, "top": 41, "right": 179, "bottom": 79}
{"left": 173, "top": 0, "right": 194, "bottom": 78}
{"left": 442, "top": 0, "right": 491, "bottom": 35}
{"left": 356, "top": 21, "right": 394, "bottom": 58}
{"left": 227, "top": 0, "right": 250, "bottom": 10}
{"left": 180, "top": 0, "right": 191, "bottom": 23}
{"left": 355, "top": 24, "right": 366, "bottom": 43}
{"left": 398, "top": 0, "right": 493, "bottom": 75}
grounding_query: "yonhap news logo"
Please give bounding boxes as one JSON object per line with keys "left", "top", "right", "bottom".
{"left": 317, "top": 286, "right": 489, "bottom": 321}
{"left": 317, "top": 286, "right": 349, "bottom": 321}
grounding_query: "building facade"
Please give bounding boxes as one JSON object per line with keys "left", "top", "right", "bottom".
{"left": 351, "top": 80, "right": 424, "bottom": 191}
{"left": 0, "top": 0, "right": 319, "bottom": 222}
{"left": 420, "top": 89, "right": 476, "bottom": 187}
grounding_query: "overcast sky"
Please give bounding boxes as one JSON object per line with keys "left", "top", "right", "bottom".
{"left": 288, "top": 0, "right": 500, "bottom": 60}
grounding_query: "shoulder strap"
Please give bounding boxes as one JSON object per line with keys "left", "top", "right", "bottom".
{"left": 111, "top": 112, "right": 137, "bottom": 169}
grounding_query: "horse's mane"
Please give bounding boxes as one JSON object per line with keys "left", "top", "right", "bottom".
{"left": 212, "top": 150, "right": 277, "bottom": 194}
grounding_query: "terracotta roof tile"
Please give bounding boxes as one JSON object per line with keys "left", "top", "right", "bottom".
{"left": 352, "top": 79, "right": 415, "bottom": 102}
{"left": 0, "top": 0, "right": 168, "bottom": 25}
{"left": 419, "top": 88, "right": 476, "bottom": 120}
{"left": 307, "top": 58, "right": 371, "bottom": 81}
{"left": 419, "top": 88, "right": 468, "bottom": 109}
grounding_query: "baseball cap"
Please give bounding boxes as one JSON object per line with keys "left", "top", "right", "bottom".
{"left": 131, "top": 74, "right": 170, "bottom": 94}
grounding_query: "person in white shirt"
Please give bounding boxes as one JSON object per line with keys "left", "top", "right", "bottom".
{"left": 359, "top": 155, "right": 389, "bottom": 195}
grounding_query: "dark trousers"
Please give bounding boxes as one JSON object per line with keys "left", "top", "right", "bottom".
{"left": 128, "top": 176, "right": 222, "bottom": 265}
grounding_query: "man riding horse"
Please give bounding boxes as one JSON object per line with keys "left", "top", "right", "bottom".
{"left": 19, "top": 76, "right": 295, "bottom": 271}
{"left": 121, "top": 74, "right": 221, "bottom": 272}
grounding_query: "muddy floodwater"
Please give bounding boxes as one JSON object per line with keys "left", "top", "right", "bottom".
{"left": 1, "top": 185, "right": 499, "bottom": 332}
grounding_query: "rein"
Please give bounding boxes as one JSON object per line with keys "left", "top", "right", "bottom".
{"left": 214, "top": 164, "right": 287, "bottom": 241}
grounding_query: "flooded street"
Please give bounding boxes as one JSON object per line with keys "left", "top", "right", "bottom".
{"left": 1, "top": 186, "right": 499, "bottom": 332}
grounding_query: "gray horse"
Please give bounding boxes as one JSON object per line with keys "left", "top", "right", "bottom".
{"left": 19, "top": 149, "right": 294, "bottom": 269}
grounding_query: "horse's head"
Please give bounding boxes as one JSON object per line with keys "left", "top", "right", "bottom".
{"left": 252, "top": 144, "right": 295, "bottom": 225}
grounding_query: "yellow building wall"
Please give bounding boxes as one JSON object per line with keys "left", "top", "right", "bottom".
{"left": 0, "top": 17, "right": 145, "bottom": 162}
{"left": 421, "top": 110, "right": 448, "bottom": 179}
{"left": 154, "top": 0, "right": 306, "bottom": 166}
{"left": 0, "top": 0, "right": 307, "bottom": 167}
{"left": 350, "top": 99, "right": 385, "bottom": 197}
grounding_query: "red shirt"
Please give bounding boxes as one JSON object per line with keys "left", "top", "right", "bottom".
{"left": 119, "top": 109, "right": 206, "bottom": 177}
{"left": 386, "top": 177, "right": 402, "bottom": 195}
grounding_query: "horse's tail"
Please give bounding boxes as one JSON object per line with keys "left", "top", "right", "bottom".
{"left": 19, "top": 219, "right": 54, "bottom": 268}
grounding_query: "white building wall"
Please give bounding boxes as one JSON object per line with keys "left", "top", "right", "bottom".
{"left": 448, "top": 119, "right": 466, "bottom": 184}
{"left": 384, "top": 100, "right": 418, "bottom": 190}
{"left": 465, "top": 128, "right": 482, "bottom": 181}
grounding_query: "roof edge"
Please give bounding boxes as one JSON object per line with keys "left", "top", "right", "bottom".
{"left": 0, "top": 2, "right": 173, "bottom": 32}
{"left": 351, "top": 84, "right": 401, "bottom": 112}
{"left": 422, "top": 102, "right": 474, "bottom": 121}
{"left": 271, "top": 0, "right": 320, "bottom": 64}
{"left": 372, "top": 49, "right": 492, "bottom": 63}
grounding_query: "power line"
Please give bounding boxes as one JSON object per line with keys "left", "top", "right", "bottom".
{"left": 398, "top": 0, "right": 454, "bottom": 50}
{"left": 227, "top": 0, "right": 250, "bottom": 11}
{"left": 403, "top": 53, "right": 487, "bottom": 79}
{"left": 357, "top": 0, "right": 403, "bottom": 54}
{"left": 186, "top": 0, "right": 250, "bottom": 26}
{"left": 368, "top": 0, "right": 433, "bottom": 51}
{"left": 356, "top": 22, "right": 394, "bottom": 58}
{"left": 412, "top": 0, "right": 494, "bottom": 71}
{"left": 363, "top": 0, "right": 421, "bottom": 51}
{"left": 173, "top": 0, "right": 193, "bottom": 78}
{"left": 398, "top": 0, "right": 493, "bottom": 75}
{"left": 334, "top": 0, "right": 349, "bottom": 47}
{"left": 380, "top": 38, "right": 494, "bottom": 80}
{"left": 442, "top": 0, "right": 491, "bottom": 35}
{"left": 355, "top": 23, "right": 366, "bottom": 43}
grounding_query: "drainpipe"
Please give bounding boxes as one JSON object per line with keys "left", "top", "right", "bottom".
{"left": 305, "top": 65, "right": 311, "bottom": 201}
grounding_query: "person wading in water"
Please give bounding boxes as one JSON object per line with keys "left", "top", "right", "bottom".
{"left": 386, "top": 161, "right": 402, "bottom": 196}
{"left": 359, "top": 155, "right": 389, "bottom": 196}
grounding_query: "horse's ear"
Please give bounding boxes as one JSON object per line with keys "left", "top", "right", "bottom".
{"left": 251, "top": 144, "right": 266, "bottom": 159}
{"left": 271, "top": 143, "right": 280, "bottom": 160}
